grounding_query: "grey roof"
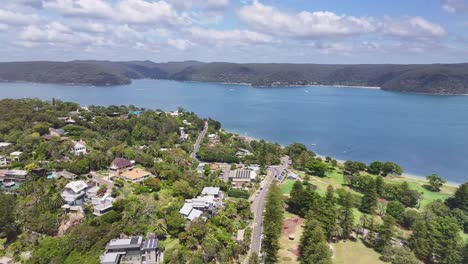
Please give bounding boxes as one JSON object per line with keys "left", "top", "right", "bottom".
{"left": 230, "top": 169, "right": 251, "bottom": 179}
{"left": 179, "top": 203, "right": 193, "bottom": 216}
{"left": 187, "top": 209, "right": 203, "bottom": 221}
{"left": 105, "top": 236, "right": 143, "bottom": 251}
{"left": 100, "top": 252, "right": 123, "bottom": 264}
{"left": 142, "top": 239, "right": 158, "bottom": 250}
{"left": 201, "top": 187, "right": 220, "bottom": 196}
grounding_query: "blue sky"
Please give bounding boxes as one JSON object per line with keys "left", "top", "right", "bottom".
{"left": 0, "top": 0, "right": 467, "bottom": 63}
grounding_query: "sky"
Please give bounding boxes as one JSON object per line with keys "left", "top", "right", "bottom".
{"left": 0, "top": 0, "right": 468, "bottom": 63}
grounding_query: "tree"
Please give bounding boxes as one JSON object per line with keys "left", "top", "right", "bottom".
{"left": 409, "top": 217, "right": 431, "bottom": 261}
{"left": 386, "top": 201, "right": 405, "bottom": 222}
{"left": 382, "top": 246, "right": 419, "bottom": 264}
{"left": 0, "top": 193, "right": 17, "bottom": 240}
{"left": 248, "top": 253, "right": 260, "bottom": 264}
{"left": 262, "top": 183, "right": 283, "bottom": 264}
{"left": 431, "top": 216, "right": 463, "bottom": 264}
{"left": 377, "top": 215, "right": 395, "bottom": 251}
{"left": 304, "top": 160, "right": 328, "bottom": 177}
{"left": 446, "top": 182, "right": 468, "bottom": 212}
{"left": 381, "top": 162, "right": 403, "bottom": 176}
{"left": 426, "top": 174, "right": 446, "bottom": 192}
{"left": 368, "top": 161, "right": 383, "bottom": 175}
{"left": 320, "top": 185, "right": 337, "bottom": 241}
{"left": 360, "top": 178, "right": 377, "bottom": 214}
{"left": 340, "top": 191, "right": 354, "bottom": 240}
{"left": 288, "top": 181, "right": 305, "bottom": 215}
{"left": 398, "top": 182, "right": 421, "bottom": 208}
{"left": 375, "top": 176, "right": 384, "bottom": 196}
{"left": 298, "top": 216, "right": 332, "bottom": 264}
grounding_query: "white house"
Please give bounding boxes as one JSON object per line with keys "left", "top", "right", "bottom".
{"left": 10, "top": 151, "right": 22, "bottom": 162}
{"left": 70, "top": 140, "right": 87, "bottom": 156}
{"left": 0, "top": 156, "right": 11, "bottom": 167}
{"left": 61, "top": 180, "right": 88, "bottom": 206}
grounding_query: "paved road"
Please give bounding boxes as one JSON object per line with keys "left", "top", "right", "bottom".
{"left": 249, "top": 156, "right": 290, "bottom": 258}
{"left": 191, "top": 121, "right": 208, "bottom": 160}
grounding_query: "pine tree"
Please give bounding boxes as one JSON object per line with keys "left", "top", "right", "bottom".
{"left": 360, "top": 178, "right": 377, "bottom": 214}
{"left": 409, "top": 218, "right": 431, "bottom": 261}
{"left": 299, "top": 214, "right": 332, "bottom": 264}
{"left": 263, "top": 183, "right": 284, "bottom": 264}
{"left": 431, "top": 216, "right": 463, "bottom": 264}
{"left": 320, "top": 185, "right": 337, "bottom": 241}
{"left": 340, "top": 191, "right": 354, "bottom": 240}
{"left": 288, "top": 181, "right": 305, "bottom": 215}
{"left": 377, "top": 215, "right": 395, "bottom": 251}
{"left": 375, "top": 176, "right": 384, "bottom": 197}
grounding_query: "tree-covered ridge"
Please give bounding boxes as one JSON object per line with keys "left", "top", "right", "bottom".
{"left": 1, "top": 61, "right": 468, "bottom": 94}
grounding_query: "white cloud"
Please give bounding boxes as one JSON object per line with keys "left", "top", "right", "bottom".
{"left": 382, "top": 17, "right": 446, "bottom": 38}
{"left": 442, "top": 0, "right": 467, "bottom": 13}
{"left": 0, "top": 9, "right": 42, "bottom": 25}
{"left": 238, "top": 1, "right": 376, "bottom": 38}
{"left": 0, "top": 24, "right": 8, "bottom": 31}
{"left": 43, "top": 0, "right": 189, "bottom": 26}
{"left": 168, "top": 38, "right": 194, "bottom": 50}
{"left": 70, "top": 22, "right": 106, "bottom": 33}
{"left": 43, "top": 0, "right": 114, "bottom": 19}
{"left": 18, "top": 21, "right": 108, "bottom": 46}
{"left": 189, "top": 27, "right": 274, "bottom": 44}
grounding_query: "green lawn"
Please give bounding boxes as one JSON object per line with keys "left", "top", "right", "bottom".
{"left": 281, "top": 179, "right": 296, "bottom": 194}
{"left": 332, "top": 240, "right": 385, "bottom": 264}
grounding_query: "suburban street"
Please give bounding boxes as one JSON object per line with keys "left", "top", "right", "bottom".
{"left": 249, "top": 156, "right": 290, "bottom": 258}
{"left": 191, "top": 121, "right": 208, "bottom": 160}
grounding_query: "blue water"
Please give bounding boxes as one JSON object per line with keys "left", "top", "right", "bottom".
{"left": 1, "top": 79, "right": 468, "bottom": 183}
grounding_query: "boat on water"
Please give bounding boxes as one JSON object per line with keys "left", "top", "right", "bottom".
{"left": 3, "top": 182, "right": 15, "bottom": 187}
{"left": 311, "top": 143, "right": 317, "bottom": 146}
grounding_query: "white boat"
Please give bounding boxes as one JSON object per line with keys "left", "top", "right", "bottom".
{"left": 311, "top": 143, "right": 317, "bottom": 146}
{"left": 3, "top": 182, "right": 15, "bottom": 187}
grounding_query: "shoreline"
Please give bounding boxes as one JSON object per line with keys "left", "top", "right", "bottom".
{"left": 224, "top": 129, "right": 462, "bottom": 186}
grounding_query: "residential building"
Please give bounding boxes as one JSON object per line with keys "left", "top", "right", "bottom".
{"left": 0, "top": 156, "right": 11, "bottom": 167}
{"left": 100, "top": 236, "right": 162, "bottom": 264}
{"left": 0, "top": 142, "right": 12, "bottom": 148}
{"left": 179, "top": 127, "right": 188, "bottom": 141}
{"left": 119, "top": 169, "right": 153, "bottom": 183}
{"left": 70, "top": 140, "right": 87, "bottom": 156}
{"left": 229, "top": 169, "right": 256, "bottom": 187}
{"left": 65, "top": 117, "right": 76, "bottom": 124}
{"left": 50, "top": 170, "right": 78, "bottom": 180}
{"left": 110, "top": 158, "right": 134, "bottom": 176}
{"left": 236, "top": 148, "right": 253, "bottom": 157}
{"left": 179, "top": 189, "right": 224, "bottom": 221}
{"left": 61, "top": 180, "right": 88, "bottom": 206}
{"left": 201, "top": 186, "right": 223, "bottom": 198}
{"left": 0, "top": 169, "right": 27, "bottom": 182}
{"left": 10, "top": 151, "right": 22, "bottom": 162}
{"left": 49, "top": 128, "right": 66, "bottom": 137}
{"left": 92, "top": 193, "right": 115, "bottom": 216}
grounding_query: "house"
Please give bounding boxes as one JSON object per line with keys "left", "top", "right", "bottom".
{"left": 0, "top": 156, "right": 11, "bottom": 167}
{"left": 110, "top": 158, "right": 134, "bottom": 176}
{"left": 49, "top": 128, "right": 66, "bottom": 137}
{"left": 10, "top": 151, "right": 22, "bottom": 162}
{"left": 179, "top": 127, "right": 188, "bottom": 141}
{"left": 0, "top": 142, "right": 12, "bottom": 148}
{"left": 100, "top": 236, "right": 162, "bottom": 264}
{"left": 61, "top": 180, "right": 88, "bottom": 206}
{"left": 229, "top": 169, "right": 256, "bottom": 187}
{"left": 182, "top": 120, "right": 192, "bottom": 126}
{"left": 196, "top": 163, "right": 207, "bottom": 175}
{"left": 51, "top": 170, "right": 78, "bottom": 180}
{"left": 0, "top": 169, "right": 27, "bottom": 182}
{"left": 236, "top": 148, "right": 253, "bottom": 157}
{"left": 65, "top": 117, "right": 76, "bottom": 124}
{"left": 70, "top": 140, "right": 87, "bottom": 155}
{"left": 92, "top": 193, "right": 115, "bottom": 216}
{"left": 179, "top": 191, "right": 224, "bottom": 221}
{"left": 201, "top": 187, "right": 223, "bottom": 198}
{"left": 287, "top": 171, "right": 299, "bottom": 180}
{"left": 119, "top": 169, "right": 152, "bottom": 183}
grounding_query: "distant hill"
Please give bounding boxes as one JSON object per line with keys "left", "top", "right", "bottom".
{"left": 0, "top": 60, "right": 467, "bottom": 94}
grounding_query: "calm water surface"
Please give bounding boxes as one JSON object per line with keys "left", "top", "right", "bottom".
{"left": 1, "top": 79, "right": 467, "bottom": 183}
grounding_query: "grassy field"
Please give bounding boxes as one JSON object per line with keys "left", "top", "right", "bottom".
{"left": 332, "top": 240, "right": 385, "bottom": 264}
{"left": 278, "top": 215, "right": 303, "bottom": 264}
{"left": 281, "top": 179, "right": 296, "bottom": 195}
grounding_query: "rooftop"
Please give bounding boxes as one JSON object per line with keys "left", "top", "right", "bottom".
{"left": 201, "top": 187, "right": 221, "bottom": 196}
{"left": 111, "top": 157, "right": 133, "bottom": 169}
{"left": 64, "top": 180, "right": 88, "bottom": 193}
{"left": 120, "top": 169, "right": 152, "bottom": 181}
